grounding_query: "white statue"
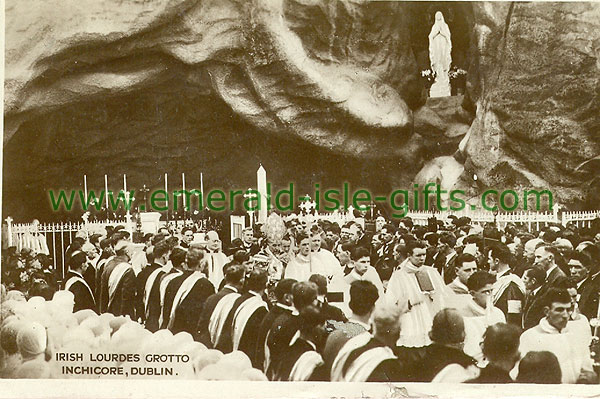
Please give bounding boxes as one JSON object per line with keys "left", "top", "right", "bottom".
{"left": 428, "top": 11, "right": 452, "bottom": 97}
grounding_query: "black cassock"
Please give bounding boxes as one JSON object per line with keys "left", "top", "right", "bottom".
{"left": 341, "top": 338, "right": 406, "bottom": 382}
{"left": 265, "top": 312, "right": 302, "bottom": 379}
{"left": 135, "top": 262, "right": 160, "bottom": 323}
{"left": 255, "top": 304, "right": 294, "bottom": 372}
{"left": 196, "top": 285, "right": 238, "bottom": 345}
{"left": 64, "top": 270, "right": 96, "bottom": 313}
{"left": 215, "top": 292, "right": 268, "bottom": 368}
{"left": 164, "top": 271, "right": 215, "bottom": 334}
{"left": 274, "top": 337, "right": 327, "bottom": 381}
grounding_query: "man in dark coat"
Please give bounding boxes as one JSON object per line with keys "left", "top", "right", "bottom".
{"left": 64, "top": 251, "right": 96, "bottom": 312}
{"left": 98, "top": 240, "right": 136, "bottom": 319}
{"left": 265, "top": 281, "right": 319, "bottom": 379}
{"left": 489, "top": 245, "right": 526, "bottom": 326}
{"left": 197, "top": 263, "right": 246, "bottom": 345}
{"left": 373, "top": 224, "right": 397, "bottom": 282}
{"left": 571, "top": 251, "right": 600, "bottom": 320}
{"left": 274, "top": 305, "right": 328, "bottom": 381}
{"left": 338, "top": 303, "right": 407, "bottom": 382}
{"left": 215, "top": 269, "right": 269, "bottom": 368}
{"left": 136, "top": 240, "right": 170, "bottom": 325}
{"left": 404, "top": 308, "right": 477, "bottom": 382}
{"left": 534, "top": 245, "right": 568, "bottom": 295}
{"left": 255, "top": 278, "right": 297, "bottom": 371}
{"left": 149, "top": 247, "right": 186, "bottom": 331}
{"left": 164, "top": 245, "right": 215, "bottom": 334}
{"left": 521, "top": 267, "right": 548, "bottom": 330}
{"left": 466, "top": 323, "right": 520, "bottom": 383}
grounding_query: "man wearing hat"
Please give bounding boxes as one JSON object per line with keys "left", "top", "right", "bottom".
{"left": 64, "top": 251, "right": 96, "bottom": 312}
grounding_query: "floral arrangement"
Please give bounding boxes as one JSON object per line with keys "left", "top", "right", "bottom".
{"left": 420, "top": 69, "right": 437, "bottom": 83}
{"left": 449, "top": 66, "right": 467, "bottom": 80}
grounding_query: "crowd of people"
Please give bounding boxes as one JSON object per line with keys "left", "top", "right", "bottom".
{"left": 1, "top": 213, "right": 599, "bottom": 383}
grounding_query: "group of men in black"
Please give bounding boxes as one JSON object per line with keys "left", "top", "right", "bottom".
{"left": 59, "top": 215, "right": 600, "bottom": 383}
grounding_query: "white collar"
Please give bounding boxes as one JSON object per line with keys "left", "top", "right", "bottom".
{"left": 496, "top": 267, "right": 511, "bottom": 278}
{"left": 467, "top": 298, "right": 488, "bottom": 316}
{"left": 532, "top": 286, "right": 542, "bottom": 296}
{"left": 297, "top": 253, "right": 311, "bottom": 262}
{"left": 539, "top": 317, "right": 567, "bottom": 334}
{"left": 69, "top": 270, "right": 84, "bottom": 278}
{"left": 224, "top": 284, "right": 238, "bottom": 293}
{"left": 348, "top": 317, "right": 371, "bottom": 331}
{"left": 351, "top": 269, "right": 368, "bottom": 280}
{"left": 452, "top": 277, "right": 469, "bottom": 292}
{"left": 248, "top": 290, "right": 262, "bottom": 298}
{"left": 299, "top": 337, "right": 317, "bottom": 351}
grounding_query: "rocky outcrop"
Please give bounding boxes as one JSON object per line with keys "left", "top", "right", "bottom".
{"left": 3, "top": 1, "right": 600, "bottom": 220}
{"left": 456, "top": 2, "right": 600, "bottom": 209}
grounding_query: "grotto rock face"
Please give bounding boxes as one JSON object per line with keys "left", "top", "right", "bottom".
{"left": 458, "top": 2, "right": 600, "bottom": 209}
{"left": 3, "top": 1, "right": 600, "bottom": 220}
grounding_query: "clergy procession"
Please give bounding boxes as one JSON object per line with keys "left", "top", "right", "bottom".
{"left": 1, "top": 213, "right": 600, "bottom": 383}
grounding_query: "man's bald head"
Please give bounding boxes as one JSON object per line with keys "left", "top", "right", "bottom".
{"left": 429, "top": 308, "right": 465, "bottom": 348}
{"left": 206, "top": 231, "right": 220, "bottom": 251}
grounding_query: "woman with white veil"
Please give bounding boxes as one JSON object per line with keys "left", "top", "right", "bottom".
{"left": 428, "top": 11, "right": 452, "bottom": 97}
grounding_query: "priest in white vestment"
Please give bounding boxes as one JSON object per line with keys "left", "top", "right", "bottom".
{"left": 386, "top": 242, "right": 452, "bottom": 347}
{"left": 515, "top": 288, "right": 596, "bottom": 383}
{"left": 460, "top": 271, "right": 506, "bottom": 366}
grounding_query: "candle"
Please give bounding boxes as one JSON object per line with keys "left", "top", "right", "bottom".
{"left": 165, "top": 173, "right": 168, "bottom": 206}
{"left": 83, "top": 175, "right": 88, "bottom": 205}
{"left": 200, "top": 172, "right": 204, "bottom": 206}
{"left": 123, "top": 174, "right": 127, "bottom": 194}
{"left": 257, "top": 164, "right": 267, "bottom": 223}
{"left": 104, "top": 175, "right": 109, "bottom": 208}
{"left": 182, "top": 172, "right": 186, "bottom": 210}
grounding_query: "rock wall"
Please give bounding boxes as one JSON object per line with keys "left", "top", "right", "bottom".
{"left": 458, "top": 2, "right": 600, "bottom": 209}
{"left": 3, "top": 1, "right": 600, "bottom": 220}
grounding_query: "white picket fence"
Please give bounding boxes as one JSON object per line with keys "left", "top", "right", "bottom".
{"left": 4, "top": 208, "right": 599, "bottom": 279}
{"left": 405, "top": 209, "right": 600, "bottom": 230}
{"left": 4, "top": 218, "right": 132, "bottom": 279}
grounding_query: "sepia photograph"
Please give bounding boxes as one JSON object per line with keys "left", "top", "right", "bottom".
{"left": 1, "top": 0, "right": 600, "bottom": 397}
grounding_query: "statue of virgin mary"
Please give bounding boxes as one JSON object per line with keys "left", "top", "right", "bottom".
{"left": 428, "top": 11, "right": 452, "bottom": 97}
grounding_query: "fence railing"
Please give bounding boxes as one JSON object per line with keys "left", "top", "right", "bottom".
{"left": 404, "top": 209, "right": 599, "bottom": 230}
{"left": 4, "top": 218, "right": 131, "bottom": 280}
{"left": 4, "top": 209, "right": 599, "bottom": 280}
